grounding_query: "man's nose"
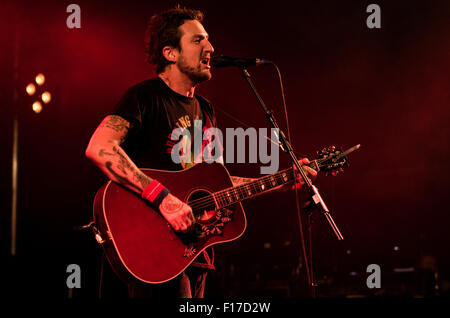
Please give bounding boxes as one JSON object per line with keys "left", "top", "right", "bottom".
{"left": 205, "top": 40, "right": 214, "bottom": 54}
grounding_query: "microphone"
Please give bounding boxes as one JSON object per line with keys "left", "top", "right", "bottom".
{"left": 211, "top": 55, "right": 269, "bottom": 68}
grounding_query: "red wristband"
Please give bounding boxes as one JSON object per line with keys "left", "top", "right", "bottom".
{"left": 141, "top": 180, "right": 170, "bottom": 207}
{"left": 142, "top": 180, "right": 162, "bottom": 201}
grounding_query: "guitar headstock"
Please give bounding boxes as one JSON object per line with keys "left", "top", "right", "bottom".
{"left": 315, "top": 146, "right": 349, "bottom": 176}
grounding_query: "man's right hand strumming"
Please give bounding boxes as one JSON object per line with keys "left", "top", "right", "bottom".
{"left": 159, "top": 193, "right": 195, "bottom": 233}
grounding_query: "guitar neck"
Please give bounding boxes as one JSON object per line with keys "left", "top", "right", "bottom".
{"left": 190, "top": 143, "right": 352, "bottom": 211}
{"left": 212, "top": 165, "right": 301, "bottom": 209}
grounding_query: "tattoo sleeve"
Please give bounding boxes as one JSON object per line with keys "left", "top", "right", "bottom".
{"left": 101, "top": 115, "right": 132, "bottom": 144}
{"left": 103, "top": 115, "right": 131, "bottom": 133}
{"left": 105, "top": 161, "right": 143, "bottom": 193}
{"left": 94, "top": 115, "right": 152, "bottom": 194}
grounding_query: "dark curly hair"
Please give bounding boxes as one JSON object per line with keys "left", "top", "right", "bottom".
{"left": 144, "top": 7, "right": 204, "bottom": 74}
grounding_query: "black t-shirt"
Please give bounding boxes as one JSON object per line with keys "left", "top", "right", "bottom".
{"left": 111, "top": 77, "right": 217, "bottom": 171}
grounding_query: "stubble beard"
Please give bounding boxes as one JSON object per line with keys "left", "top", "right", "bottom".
{"left": 178, "top": 55, "right": 211, "bottom": 84}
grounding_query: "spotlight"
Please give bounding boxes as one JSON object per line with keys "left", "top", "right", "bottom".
{"left": 41, "top": 91, "right": 51, "bottom": 104}
{"left": 26, "top": 83, "right": 36, "bottom": 96}
{"left": 35, "top": 73, "right": 45, "bottom": 86}
{"left": 32, "top": 101, "right": 43, "bottom": 114}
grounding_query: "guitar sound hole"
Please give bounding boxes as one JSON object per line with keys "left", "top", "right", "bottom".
{"left": 188, "top": 190, "right": 217, "bottom": 225}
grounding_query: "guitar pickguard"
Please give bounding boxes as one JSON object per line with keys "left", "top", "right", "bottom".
{"left": 181, "top": 207, "right": 234, "bottom": 257}
{"left": 195, "top": 207, "right": 233, "bottom": 238}
{"left": 185, "top": 189, "right": 235, "bottom": 245}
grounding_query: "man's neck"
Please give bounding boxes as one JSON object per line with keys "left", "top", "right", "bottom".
{"left": 158, "top": 68, "right": 196, "bottom": 98}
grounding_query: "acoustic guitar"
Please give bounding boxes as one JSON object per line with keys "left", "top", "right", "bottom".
{"left": 92, "top": 145, "right": 357, "bottom": 285}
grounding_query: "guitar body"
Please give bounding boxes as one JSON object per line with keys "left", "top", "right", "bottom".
{"left": 93, "top": 162, "right": 246, "bottom": 285}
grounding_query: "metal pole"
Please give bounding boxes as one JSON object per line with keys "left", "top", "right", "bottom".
{"left": 11, "top": 116, "right": 18, "bottom": 256}
{"left": 11, "top": 5, "right": 20, "bottom": 256}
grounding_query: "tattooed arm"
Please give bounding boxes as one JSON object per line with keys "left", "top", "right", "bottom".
{"left": 85, "top": 115, "right": 194, "bottom": 232}
{"left": 85, "top": 115, "right": 151, "bottom": 193}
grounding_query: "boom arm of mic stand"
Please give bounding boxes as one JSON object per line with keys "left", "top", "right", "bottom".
{"left": 240, "top": 68, "right": 344, "bottom": 241}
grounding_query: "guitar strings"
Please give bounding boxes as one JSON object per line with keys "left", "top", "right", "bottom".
{"left": 188, "top": 169, "right": 296, "bottom": 211}
{"left": 188, "top": 168, "right": 294, "bottom": 209}
{"left": 187, "top": 175, "right": 283, "bottom": 210}
{"left": 189, "top": 178, "right": 290, "bottom": 211}
{"left": 197, "top": 175, "right": 293, "bottom": 210}
{"left": 188, "top": 167, "right": 299, "bottom": 210}
{"left": 187, "top": 156, "right": 342, "bottom": 211}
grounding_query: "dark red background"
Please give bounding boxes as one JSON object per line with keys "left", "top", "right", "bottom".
{"left": 1, "top": 0, "right": 449, "bottom": 297}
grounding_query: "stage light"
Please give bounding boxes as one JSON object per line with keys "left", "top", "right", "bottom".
{"left": 27, "top": 74, "right": 51, "bottom": 113}
{"left": 41, "top": 91, "right": 51, "bottom": 104}
{"left": 32, "top": 101, "right": 43, "bottom": 114}
{"left": 26, "top": 83, "right": 36, "bottom": 96}
{"left": 35, "top": 73, "right": 45, "bottom": 86}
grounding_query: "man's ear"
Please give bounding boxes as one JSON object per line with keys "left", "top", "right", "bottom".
{"left": 162, "top": 46, "right": 178, "bottom": 63}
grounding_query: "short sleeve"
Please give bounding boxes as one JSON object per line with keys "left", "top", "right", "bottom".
{"left": 110, "top": 85, "right": 143, "bottom": 130}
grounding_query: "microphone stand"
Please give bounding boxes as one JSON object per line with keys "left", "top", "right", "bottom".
{"left": 240, "top": 67, "right": 344, "bottom": 296}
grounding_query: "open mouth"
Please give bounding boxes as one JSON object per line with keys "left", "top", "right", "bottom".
{"left": 201, "top": 57, "right": 211, "bottom": 68}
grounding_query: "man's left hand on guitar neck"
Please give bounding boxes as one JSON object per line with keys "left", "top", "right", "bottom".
{"left": 283, "top": 158, "right": 318, "bottom": 191}
{"left": 230, "top": 158, "right": 317, "bottom": 192}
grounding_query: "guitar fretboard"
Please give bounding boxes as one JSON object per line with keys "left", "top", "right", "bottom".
{"left": 188, "top": 149, "right": 350, "bottom": 211}
{"left": 212, "top": 167, "right": 296, "bottom": 209}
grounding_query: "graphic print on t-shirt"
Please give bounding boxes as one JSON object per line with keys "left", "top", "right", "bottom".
{"left": 166, "top": 113, "right": 205, "bottom": 169}
{"left": 166, "top": 112, "right": 219, "bottom": 169}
